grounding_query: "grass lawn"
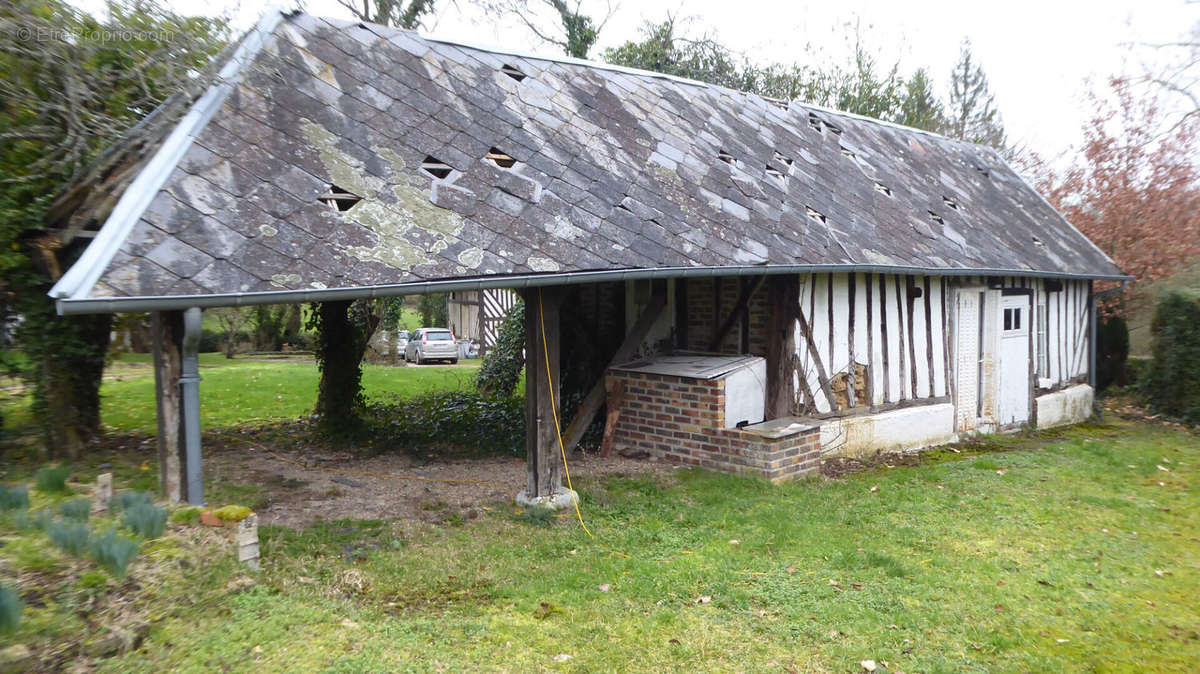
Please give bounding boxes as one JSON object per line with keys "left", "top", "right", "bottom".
{"left": 2, "top": 418, "right": 1197, "bottom": 671}
{"left": 2, "top": 352, "right": 482, "bottom": 436}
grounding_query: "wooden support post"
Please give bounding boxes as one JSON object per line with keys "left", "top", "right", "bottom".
{"left": 152, "top": 311, "right": 185, "bottom": 503}
{"left": 521, "top": 287, "right": 565, "bottom": 503}
{"left": 766, "top": 275, "right": 800, "bottom": 419}
{"left": 560, "top": 286, "right": 667, "bottom": 454}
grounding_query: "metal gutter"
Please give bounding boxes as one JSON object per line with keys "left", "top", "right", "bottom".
{"left": 56, "top": 263, "right": 1134, "bottom": 315}
{"left": 48, "top": 8, "right": 286, "bottom": 302}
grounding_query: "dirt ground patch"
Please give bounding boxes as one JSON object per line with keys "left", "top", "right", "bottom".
{"left": 205, "top": 444, "right": 671, "bottom": 529}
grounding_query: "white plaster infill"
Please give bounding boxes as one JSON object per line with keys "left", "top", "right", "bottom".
{"left": 515, "top": 486, "right": 579, "bottom": 511}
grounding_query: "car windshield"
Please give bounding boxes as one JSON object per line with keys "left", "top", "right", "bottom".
{"left": 425, "top": 330, "right": 454, "bottom": 341}
{"left": 397, "top": 331, "right": 409, "bottom": 340}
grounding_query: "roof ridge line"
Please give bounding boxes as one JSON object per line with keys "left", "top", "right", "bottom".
{"left": 416, "top": 30, "right": 964, "bottom": 145}
{"left": 49, "top": 7, "right": 289, "bottom": 302}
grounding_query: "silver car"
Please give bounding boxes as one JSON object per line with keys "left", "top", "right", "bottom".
{"left": 404, "top": 328, "right": 459, "bottom": 364}
{"left": 395, "top": 329, "right": 410, "bottom": 360}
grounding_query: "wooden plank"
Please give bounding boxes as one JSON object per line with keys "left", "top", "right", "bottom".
{"left": 894, "top": 276, "right": 909, "bottom": 401}
{"left": 523, "top": 290, "right": 541, "bottom": 496}
{"left": 942, "top": 277, "right": 953, "bottom": 402}
{"left": 531, "top": 287, "right": 563, "bottom": 497}
{"left": 846, "top": 273, "right": 857, "bottom": 408}
{"left": 924, "top": 276, "right": 934, "bottom": 398}
{"left": 866, "top": 273, "right": 876, "bottom": 406}
{"left": 708, "top": 275, "right": 765, "bottom": 352}
{"left": 797, "top": 299, "right": 835, "bottom": 410}
{"left": 766, "top": 274, "right": 800, "bottom": 418}
{"left": 878, "top": 274, "right": 891, "bottom": 404}
{"left": 598, "top": 381, "right": 626, "bottom": 457}
{"left": 827, "top": 274, "right": 835, "bottom": 369}
{"left": 152, "top": 311, "right": 185, "bottom": 503}
{"left": 906, "top": 277, "right": 919, "bottom": 399}
{"left": 560, "top": 287, "right": 668, "bottom": 454}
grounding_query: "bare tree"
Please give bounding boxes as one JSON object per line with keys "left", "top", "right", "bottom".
{"left": 336, "top": 0, "right": 438, "bottom": 29}
{"left": 210, "top": 308, "right": 253, "bottom": 359}
{"left": 487, "top": 0, "right": 615, "bottom": 58}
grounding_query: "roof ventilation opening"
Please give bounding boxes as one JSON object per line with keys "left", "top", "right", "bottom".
{"left": 943, "top": 196, "right": 959, "bottom": 210}
{"left": 765, "top": 165, "right": 787, "bottom": 185}
{"left": 486, "top": 147, "right": 517, "bottom": 168}
{"left": 840, "top": 146, "right": 857, "bottom": 160}
{"left": 615, "top": 202, "right": 632, "bottom": 212}
{"left": 873, "top": 181, "right": 892, "bottom": 197}
{"left": 1032, "top": 235, "right": 1044, "bottom": 247}
{"left": 773, "top": 151, "right": 793, "bottom": 166}
{"left": 500, "top": 64, "right": 526, "bottom": 82}
{"left": 717, "top": 150, "right": 738, "bottom": 167}
{"left": 927, "top": 210, "right": 944, "bottom": 225}
{"left": 320, "top": 184, "right": 362, "bottom": 212}
{"left": 805, "top": 205, "right": 827, "bottom": 224}
{"left": 769, "top": 98, "right": 789, "bottom": 111}
{"left": 975, "top": 165, "right": 990, "bottom": 177}
{"left": 823, "top": 121, "right": 843, "bottom": 135}
{"left": 808, "top": 112, "right": 822, "bottom": 132}
{"left": 421, "top": 156, "right": 453, "bottom": 180}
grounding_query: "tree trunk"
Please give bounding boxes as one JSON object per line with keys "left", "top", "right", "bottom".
{"left": 313, "top": 299, "right": 381, "bottom": 433}
{"left": 38, "top": 311, "right": 111, "bottom": 459}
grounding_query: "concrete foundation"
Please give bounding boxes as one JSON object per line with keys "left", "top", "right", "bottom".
{"left": 1035, "top": 384, "right": 1094, "bottom": 429}
{"left": 515, "top": 487, "right": 579, "bottom": 511}
{"left": 820, "top": 403, "right": 958, "bottom": 458}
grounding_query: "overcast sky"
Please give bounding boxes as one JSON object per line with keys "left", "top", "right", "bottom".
{"left": 76, "top": 0, "right": 1199, "bottom": 159}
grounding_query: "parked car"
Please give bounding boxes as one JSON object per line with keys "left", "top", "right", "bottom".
{"left": 395, "top": 329, "right": 410, "bottom": 360}
{"left": 404, "top": 327, "right": 458, "bottom": 364}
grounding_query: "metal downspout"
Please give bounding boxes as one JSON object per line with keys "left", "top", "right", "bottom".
{"left": 1089, "top": 281, "right": 1130, "bottom": 419}
{"left": 180, "top": 307, "right": 204, "bottom": 505}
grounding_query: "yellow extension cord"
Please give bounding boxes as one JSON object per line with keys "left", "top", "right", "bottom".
{"left": 537, "top": 288, "right": 593, "bottom": 538}
{"left": 256, "top": 289, "right": 593, "bottom": 537}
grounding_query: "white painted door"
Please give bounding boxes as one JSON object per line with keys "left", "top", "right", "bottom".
{"left": 998, "top": 295, "right": 1031, "bottom": 426}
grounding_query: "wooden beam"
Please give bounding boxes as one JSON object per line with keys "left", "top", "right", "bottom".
{"left": 766, "top": 274, "right": 800, "bottom": 418}
{"left": 524, "top": 287, "right": 564, "bottom": 498}
{"left": 598, "top": 381, "right": 627, "bottom": 457}
{"left": 560, "top": 287, "right": 668, "bottom": 453}
{"left": 708, "top": 275, "right": 765, "bottom": 352}
{"left": 846, "top": 273, "right": 857, "bottom": 409}
{"left": 152, "top": 311, "right": 185, "bottom": 503}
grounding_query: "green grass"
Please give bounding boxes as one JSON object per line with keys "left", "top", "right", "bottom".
{"left": 2, "top": 353, "right": 482, "bottom": 436}
{"left": 0, "top": 419, "right": 1166, "bottom": 672}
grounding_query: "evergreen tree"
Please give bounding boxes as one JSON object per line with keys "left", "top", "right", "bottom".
{"left": 944, "top": 40, "right": 1006, "bottom": 150}
{"left": 898, "top": 68, "right": 946, "bottom": 132}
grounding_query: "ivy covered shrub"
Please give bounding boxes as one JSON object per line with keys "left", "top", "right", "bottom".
{"left": 475, "top": 300, "right": 525, "bottom": 398}
{"left": 1140, "top": 293, "right": 1200, "bottom": 424}
{"left": 366, "top": 391, "right": 525, "bottom": 457}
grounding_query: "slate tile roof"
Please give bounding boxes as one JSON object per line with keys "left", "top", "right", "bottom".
{"left": 59, "top": 10, "right": 1124, "bottom": 306}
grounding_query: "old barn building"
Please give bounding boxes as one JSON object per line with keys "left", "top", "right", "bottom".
{"left": 49, "top": 10, "right": 1127, "bottom": 505}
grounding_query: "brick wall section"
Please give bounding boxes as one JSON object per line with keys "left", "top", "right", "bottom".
{"left": 608, "top": 369, "right": 821, "bottom": 483}
{"left": 684, "top": 278, "right": 770, "bottom": 355}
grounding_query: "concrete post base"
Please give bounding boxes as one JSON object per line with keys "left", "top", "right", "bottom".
{"left": 515, "top": 486, "right": 578, "bottom": 511}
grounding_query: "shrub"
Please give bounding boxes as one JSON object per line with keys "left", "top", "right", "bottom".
{"left": 47, "top": 520, "right": 91, "bottom": 557}
{"left": 1140, "top": 293, "right": 1200, "bottom": 424}
{"left": 212, "top": 505, "right": 252, "bottom": 523}
{"left": 0, "top": 583, "right": 21, "bottom": 636}
{"left": 111, "top": 490, "right": 154, "bottom": 513}
{"left": 12, "top": 508, "right": 54, "bottom": 532}
{"left": 89, "top": 531, "right": 140, "bottom": 578}
{"left": 34, "top": 465, "right": 70, "bottom": 494}
{"left": 366, "top": 391, "right": 525, "bottom": 457}
{"left": 0, "top": 485, "right": 29, "bottom": 512}
{"left": 122, "top": 503, "right": 167, "bottom": 539}
{"left": 59, "top": 498, "right": 91, "bottom": 521}
{"left": 475, "top": 300, "right": 525, "bottom": 397}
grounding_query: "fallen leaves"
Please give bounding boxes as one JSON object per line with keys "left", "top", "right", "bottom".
{"left": 598, "top": 583, "right": 611, "bottom": 592}
{"left": 552, "top": 653, "right": 573, "bottom": 662}
{"left": 696, "top": 595, "right": 712, "bottom": 604}
{"left": 869, "top": 485, "right": 879, "bottom": 493}
{"left": 861, "top": 659, "right": 877, "bottom": 672}
{"left": 728, "top": 539, "right": 740, "bottom": 546}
